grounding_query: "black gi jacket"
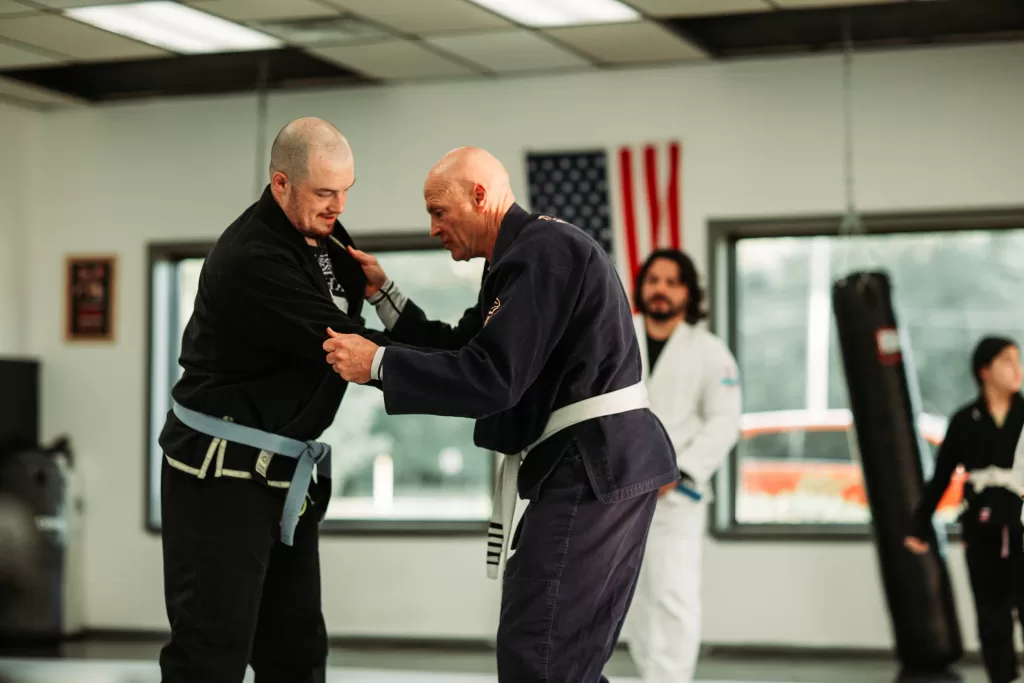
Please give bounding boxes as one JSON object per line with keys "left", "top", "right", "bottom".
{"left": 158, "top": 186, "right": 389, "bottom": 477}
{"left": 380, "top": 204, "right": 678, "bottom": 503}
{"left": 912, "top": 393, "right": 1024, "bottom": 538}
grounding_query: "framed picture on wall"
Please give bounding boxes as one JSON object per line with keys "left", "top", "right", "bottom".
{"left": 65, "top": 254, "right": 117, "bottom": 342}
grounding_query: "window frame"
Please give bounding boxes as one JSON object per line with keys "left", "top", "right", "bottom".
{"left": 144, "top": 233, "right": 497, "bottom": 537}
{"left": 706, "top": 206, "right": 1024, "bottom": 542}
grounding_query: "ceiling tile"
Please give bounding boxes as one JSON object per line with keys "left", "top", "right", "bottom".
{"left": 624, "top": 0, "right": 771, "bottom": 17}
{"left": 185, "top": 0, "right": 342, "bottom": 22}
{"left": 30, "top": 0, "right": 145, "bottom": 7}
{"left": 0, "top": 1, "right": 36, "bottom": 16}
{"left": 0, "top": 75, "right": 84, "bottom": 109}
{"left": 0, "top": 14, "right": 170, "bottom": 60}
{"left": 426, "top": 29, "right": 592, "bottom": 73}
{"left": 772, "top": 0, "right": 898, "bottom": 7}
{"left": 308, "top": 38, "right": 480, "bottom": 79}
{"left": 0, "top": 41, "right": 63, "bottom": 68}
{"left": 544, "top": 20, "right": 708, "bottom": 64}
{"left": 326, "top": 0, "right": 514, "bottom": 34}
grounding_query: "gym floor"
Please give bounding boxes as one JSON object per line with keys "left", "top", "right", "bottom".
{"left": 0, "top": 639, "right": 991, "bottom": 683}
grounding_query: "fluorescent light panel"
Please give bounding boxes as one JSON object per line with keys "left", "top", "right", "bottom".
{"left": 64, "top": 1, "right": 283, "bottom": 54}
{"left": 467, "top": 0, "right": 641, "bottom": 28}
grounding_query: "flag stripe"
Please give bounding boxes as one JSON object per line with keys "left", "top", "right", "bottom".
{"left": 643, "top": 144, "right": 661, "bottom": 255}
{"left": 668, "top": 142, "right": 681, "bottom": 251}
{"left": 618, "top": 146, "right": 641, "bottom": 297}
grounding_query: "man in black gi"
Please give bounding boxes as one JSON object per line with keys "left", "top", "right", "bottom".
{"left": 157, "top": 117, "right": 388, "bottom": 682}
{"left": 905, "top": 337, "right": 1024, "bottom": 683}
{"left": 324, "top": 147, "right": 679, "bottom": 682}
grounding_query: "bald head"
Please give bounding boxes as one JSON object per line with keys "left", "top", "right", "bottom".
{"left": 423, "top": 147, "right": 515, "bottom": 262}
{"left": 425, "top": 146, "right": 511, "bottom": 200}
{"left": 269, "top": 117, "right": 356, "bottom": 241}
{"left": 269, "top": 117, "right": 351, "bottom": 184}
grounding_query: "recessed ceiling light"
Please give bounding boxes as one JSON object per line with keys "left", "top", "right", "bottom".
{"left": 466, "top": 0, "right": 641, "bottom": 28}
{"left": 64, "top": 1, "right": 283, "bottom": 54}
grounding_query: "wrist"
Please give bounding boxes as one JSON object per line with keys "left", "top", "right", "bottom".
{"left": 368, "top": 279, "right": 392, "bottom": 304}
{"left": 371, "top": 346, "right": 386, "bottom": 381}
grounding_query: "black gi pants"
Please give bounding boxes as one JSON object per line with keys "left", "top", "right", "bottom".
{"left": 963, "top": 520, "right": 1024, "bottom": 683}
{"left": 498, "top": 446, "right": 658, "bottom": 682}
{"left": 159, "top": 456, "right": 328, "bottom": 683}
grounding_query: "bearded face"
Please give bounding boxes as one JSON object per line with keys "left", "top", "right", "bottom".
{"left": 639, "top": 257, "right": 688, "bottom": 322}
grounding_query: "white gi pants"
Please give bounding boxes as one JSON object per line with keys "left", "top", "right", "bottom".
{"left": 627, "top": 489, "right": 707, "bottom": 683}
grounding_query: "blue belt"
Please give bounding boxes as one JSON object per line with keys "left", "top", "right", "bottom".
{"left": 171, "top": 401, "right": 331, "bottom": 546}
{"left": 677, "top": 477, "right": 703, "bottom": 502}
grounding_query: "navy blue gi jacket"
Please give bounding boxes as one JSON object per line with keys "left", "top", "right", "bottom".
{"left": 380, "top": 204, "right": 677, "bottom": 502}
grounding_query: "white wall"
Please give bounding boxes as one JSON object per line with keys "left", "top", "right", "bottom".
{"left": 19, "top": 41, "right": 1024, "bottom": 650}
{"left": 0, "top": 101, "right": 36, "bottom": 356}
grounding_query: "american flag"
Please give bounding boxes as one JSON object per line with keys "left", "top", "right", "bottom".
{"left": 525, "top": 142, "right": 682, "bottom": 305}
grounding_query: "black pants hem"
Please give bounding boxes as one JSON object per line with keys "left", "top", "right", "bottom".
{"left": 159, "top": 458, "right": 328, "bottom": 683}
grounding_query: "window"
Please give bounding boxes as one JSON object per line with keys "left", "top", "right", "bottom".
{"left": 708, "top": 210, "right": 1024, "bottom": 537}
{"left": 146, "top": 237, "right": 494, "bottom": 533}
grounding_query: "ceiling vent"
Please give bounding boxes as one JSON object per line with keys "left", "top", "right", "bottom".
{"left": 250, "top": 14, "right": 391, "bottom": 47}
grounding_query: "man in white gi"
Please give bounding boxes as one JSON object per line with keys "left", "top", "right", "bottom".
{"left": 625, "top": 249, "right": 742, "bottom": 683}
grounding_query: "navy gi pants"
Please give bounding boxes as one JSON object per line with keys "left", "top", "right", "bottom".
{"left": 498, "top": 445, "right": 659, "bottom": 682}
{"left": 158, "top": 456, "right": 328, "bottom": 683}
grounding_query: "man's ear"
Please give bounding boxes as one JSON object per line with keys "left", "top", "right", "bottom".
{"left": 472, "top": 183, "right": 487, "bottom": 211}
{"left": 271, "top": 171, "right": 288, "bottom": 192}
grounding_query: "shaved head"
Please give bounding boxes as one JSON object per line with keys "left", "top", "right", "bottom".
{"left": 424, "top": 147, "right": 515, "bottom": 261}
{"left": 425, "top": 147, "right": 511, "bottom": 199}
{"left": 269, "top": 117, "right": 351, "bottom": 184}
{"left": 268, "top": 117, "right": 355, "bottom": 242}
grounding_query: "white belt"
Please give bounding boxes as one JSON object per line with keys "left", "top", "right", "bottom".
{"left": 968, "top": 466, "right": 1024, "bottom": 499}
{"left": 486, "top": 382, "right": 651, "bottom": 580}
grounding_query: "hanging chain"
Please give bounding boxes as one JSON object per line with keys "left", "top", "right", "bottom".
{"left": 839, "top": 9, "right": 862, "bottom": 237}
{"left": 253, "top": 56, "right": 270, "bottom": 201}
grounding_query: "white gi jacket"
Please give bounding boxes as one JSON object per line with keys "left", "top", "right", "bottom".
{"left": 633, "top": 315, "right": 742, "bottom": 497}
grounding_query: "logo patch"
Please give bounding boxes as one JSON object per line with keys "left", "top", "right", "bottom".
{"left": 876, "top": 327, "right": 901, "bottom": 366}
{"left": 485, "top": 298, "right": 501, "bottom": 325}
{"left": 537, "top": 215, "right": 567, "bottom": 223}
{"left": 256, "top": 450, "right": 273, "bottom": 478}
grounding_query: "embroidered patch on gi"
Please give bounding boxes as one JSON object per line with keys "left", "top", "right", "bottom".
{"left": 485, "top": 298, "right": 501, "bottom": 325}
{"left": 256, "top": 450, "right": 273, "bottom": 478}
{"left": 537, "top": 214, "right": 567, "bottom": 223}
{"left": 720, "top": 376, "right": 739, "bottom": 387}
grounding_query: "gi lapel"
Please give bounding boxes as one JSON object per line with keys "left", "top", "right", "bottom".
{"left": 633, "top": 315, "right": 650, "bottom": 382}
{"left": 649, "top": 323, "right": 698, "bottom": 412}
{"left": 326, "top": 224, "right": 368, "bottom": 320}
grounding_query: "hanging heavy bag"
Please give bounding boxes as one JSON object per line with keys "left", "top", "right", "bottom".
{"left": 832, "top": 270, "right": 962, "bottom": 673}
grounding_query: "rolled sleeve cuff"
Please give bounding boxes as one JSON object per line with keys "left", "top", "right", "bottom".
{"left": 367, "top": 279, "right": 407, "bottom": 331}
{"left": 371, "top": 346, "right": 386, "bottom": 381}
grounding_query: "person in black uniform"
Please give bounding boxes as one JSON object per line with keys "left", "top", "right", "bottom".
{"left": 156, "top": 117, "right": 390, "bottom": 682}
{"left": 324, "top": 147, "right": 679, "bottom": 682}
{"left": 905, "top": 336, "right": 1024, "bottom": 683}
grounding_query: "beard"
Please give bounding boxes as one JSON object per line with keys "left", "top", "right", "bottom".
{"left": 281, "top": 189, "right": 334, "bottom": 239}
{"left": 646, "top": 309, "right": 678, "bottom": 322}
{"left": 296, "top": 221, "right": 332, "bottom": 239}
{"left": 643, "top": 296, "right": 684, "bottom": 321}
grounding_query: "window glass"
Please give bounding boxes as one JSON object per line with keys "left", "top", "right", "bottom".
{"left": 733, "top": 229, "right": 1024, "bottom": 526}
